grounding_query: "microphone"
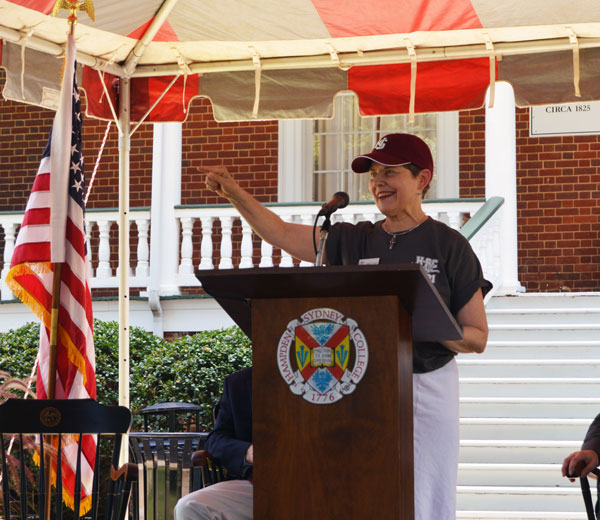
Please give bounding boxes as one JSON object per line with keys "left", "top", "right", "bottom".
{"left": 318, "top": 191, "right": 349, "bottom": 217}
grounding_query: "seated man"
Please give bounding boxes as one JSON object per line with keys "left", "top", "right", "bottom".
{"left": 562, "top": 413, "right": 600, "bottom": 481}
{"left": 175, "top": 367, "right": 253, "bottom": 520}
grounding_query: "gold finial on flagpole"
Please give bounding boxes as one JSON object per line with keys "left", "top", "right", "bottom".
{"left": 52, "top": 0, "right": 95, "bottom": 32}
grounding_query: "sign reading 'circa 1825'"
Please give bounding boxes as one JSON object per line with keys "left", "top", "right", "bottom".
{"left": 530, "top": 101, "right": 600, "bottom": 137}
{"left": 276, "top": 307, "right": 369, "bottom": 404}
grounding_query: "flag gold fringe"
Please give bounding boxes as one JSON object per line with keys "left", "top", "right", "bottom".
{"left": 33, "top": 448, "right": 93, "bottom": 516}
{"left": 6, "top": 263, "right": 89, "bottom": 385}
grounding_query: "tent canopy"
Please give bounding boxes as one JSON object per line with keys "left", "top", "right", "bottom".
{"left": 2, "top": 0, "right": 600, "bottom": 122}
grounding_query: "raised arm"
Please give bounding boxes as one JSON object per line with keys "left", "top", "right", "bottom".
{"left": 201, "top": 165, "right": 318, "bottom": 263}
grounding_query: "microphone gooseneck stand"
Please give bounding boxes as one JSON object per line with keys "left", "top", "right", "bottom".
{"left": 315, "top": 215, "right": 331, "bottom": 267}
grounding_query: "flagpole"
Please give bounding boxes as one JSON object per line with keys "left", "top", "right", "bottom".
{"left": 47, "top": 262, "right": 63, "bottom": 399}
{"left": 45, "top": 6, "right": 86, "bottom": 519}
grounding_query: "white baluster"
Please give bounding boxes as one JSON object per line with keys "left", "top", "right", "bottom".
{"left": 342, "top": 213, "right": 355, "bottom": 224}
{"left": 198, "top": 217, "right": 214, "bottom": 270}
{"left": 136, "top": 218, "right": 150, "bottom": 278}
{"left": 259, "top": 239, "right": 274, "bottom": 268}
{"left": 239, "top": 218, "right": 254, "bottom": 268}
{"left": 178, "top": 217, "right": 195, "bottom": 275}
{"left": 85, "top": 219, "right": 94, "bottom": 280}
{"left": 298, "top": 213, "right": 314, "bottom": 267}
{"left": 96, "top": 220, "right": 112, "bottom": 278}
{"left": 1, "top": 223, "right": 16, "bottom": 300}
{"left": 219, "top": 216, "right": 234, "bottom": 269}
{"left": 448, "top": 211, "right": 461, "bottom": 231}
{"left": 279, "top": 216, "right": 294, "bottom": 267}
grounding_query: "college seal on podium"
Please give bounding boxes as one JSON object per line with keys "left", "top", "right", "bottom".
{"left": 276, "top": 307, "right": 369, "bottom": 404}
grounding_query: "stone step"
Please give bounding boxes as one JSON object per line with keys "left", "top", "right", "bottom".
{"left": 460, "top": 418, "right": 591, "bottom": 440}
{"left": 456, "top": 485, "right": 591, "bottom": 512}
{"left": 480, "top": 341, "right": 600, "bottom": 359}
{"left": 487, "top": 293, "right": 600, "bottom": 310}
{"left": 459, "top": 440, "right": 579, "bottom": 464}
{"left": 457, "top": 511, "right": 588, "bottom": 519}
{"left": 460, "top": 397, "right": 600, "bottom": 418}
{"left": 487, "top": 311, "right": 600, "bottom": 326}
{"left": 457, "top": 358, "right": 600, "bottom": 378}
{"left": 458, "top": 463, "right": 568, "bottom": 487}
{"left": 488, "top": 326, "right": 600, "bottom": 341}
{"left": 460, "top": 378, "right": 600, "bottom": 398}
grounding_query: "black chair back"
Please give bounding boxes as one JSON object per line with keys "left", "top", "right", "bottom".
{"left": 580, "top": 468, "right": 600, "bottom": 520}
{"left": 0, "top": 398, "right": 133, "bottom": 520}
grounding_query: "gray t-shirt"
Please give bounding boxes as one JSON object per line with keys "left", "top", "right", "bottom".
{"left": 325, "top": 217, "right": 492, "bottom": 373}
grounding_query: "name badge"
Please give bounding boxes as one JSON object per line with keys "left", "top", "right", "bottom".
{"left": 358, "top": 258, "right": 380, "bottom": 265}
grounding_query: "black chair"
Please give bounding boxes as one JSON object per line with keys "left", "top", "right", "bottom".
{"left": 580, "top": 468, "right": 600, "bottom": 520}
{"left": 0, "top": 398, "right": 135, "bottom": 520}
{"left": 138, "top": 403, "right": 202, "bottom": 433}
{"left": 128, "top": 432, "right": 208, "bottom": 520}
{"left": 190, "top": 403, "right": 227, "bottom": 488}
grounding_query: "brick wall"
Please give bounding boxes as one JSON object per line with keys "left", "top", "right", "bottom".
{"left": 459, "top": 107, "right": 600, "bottom": 292}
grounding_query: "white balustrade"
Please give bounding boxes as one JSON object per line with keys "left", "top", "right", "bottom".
{"left": 0, "top": 201, "right": 502, "bottom": 301}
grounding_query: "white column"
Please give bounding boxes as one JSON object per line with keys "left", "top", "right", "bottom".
{"left": 435, "top": 111, "right": 460, "bottom": 198}
{"left": 278, "top": 120, "right": 313, "bottom": 202}
{"left": 485, "top": 82, "right": 524, "bottom": 294}
{"left": 149, "top": 122, "right": 182, "bottom": 298}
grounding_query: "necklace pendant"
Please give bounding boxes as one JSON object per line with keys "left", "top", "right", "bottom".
{"left": 389, "top": 235, "right": 396, "bottom": 249}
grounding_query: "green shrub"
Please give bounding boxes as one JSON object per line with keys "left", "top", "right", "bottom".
{"left": 0, "top": 321, "right": 252, "bottom": 432}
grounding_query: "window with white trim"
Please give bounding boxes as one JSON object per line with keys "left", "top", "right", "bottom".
{"left": 278, "top": 93, "right": 459, "bottom": 203}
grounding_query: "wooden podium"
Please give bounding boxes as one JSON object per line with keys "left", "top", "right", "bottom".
{"left": 197, "top": 264, "right": 461, "bottom": 520}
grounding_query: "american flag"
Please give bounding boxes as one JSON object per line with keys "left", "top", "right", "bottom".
{"left": 5, "top": 34, "right": 97, "bottom": 515}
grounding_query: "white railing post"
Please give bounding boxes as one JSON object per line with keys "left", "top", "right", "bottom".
{"left": 219, "top": 216, "right": 234, "bottom": 269}
{"left": 198, "top": 217, "right": 214, "bottom": 270}
{"left": 239, "top": 218, "right": 254, "bottom": 268}
{"left": 279, "top": 216, "right": 294, "bottom": 267}
{"left": 85, "top": 220, "right": 94, "bottom": 280}
{"left": 298, "top": 213, "right": 314, "bottom": 267}
{"left": 178, "top": 217, "right": 195, "bottom": 275}
{"left": 136, "top": 218, "right": 150, "bottom": 278}
{"left": 259, "top": 239, "right": 274, "bottom": 268}
{"left": 1, "top": 223, "right": 16, "bottom": 300}
{"left": 96, "top": 220, "right": 112, "bottom": 278}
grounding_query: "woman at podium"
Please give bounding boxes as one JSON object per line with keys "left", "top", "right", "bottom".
{"left": 201, "top": 132, "right": 492, "bottom": 520}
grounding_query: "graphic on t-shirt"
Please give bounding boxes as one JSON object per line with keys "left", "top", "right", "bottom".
{"left": 416, "top": 255, "right": 440, "bottom": 283}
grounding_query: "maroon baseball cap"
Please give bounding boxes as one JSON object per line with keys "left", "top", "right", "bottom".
{"left": 351, "top": 133, "right": 434, "bottom": 174}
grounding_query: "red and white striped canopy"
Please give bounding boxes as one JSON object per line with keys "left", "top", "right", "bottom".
{"left": 2, "top": 0, "right": 600, "bottom": 122}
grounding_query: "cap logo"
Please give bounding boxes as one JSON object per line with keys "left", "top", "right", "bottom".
{"left": 374, "top": 137, "right": 388, "bottom": 150}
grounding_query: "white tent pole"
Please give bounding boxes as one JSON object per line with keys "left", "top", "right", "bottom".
{"left": 118, "top": 77, "right": 131, "bottom": 412}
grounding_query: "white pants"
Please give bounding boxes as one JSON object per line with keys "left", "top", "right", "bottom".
{"left": 175, "top": 359, "right": 459, "bottom": 520}
{"left": 413, "top": 358, "right": 460, "bottom": 520}
{"left": 174, "top": 480, "right": 253, "bottom": 520}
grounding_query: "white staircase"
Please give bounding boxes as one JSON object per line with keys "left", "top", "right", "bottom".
{"left": 457, "top": 293, "right": 600, "bottom": 519}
